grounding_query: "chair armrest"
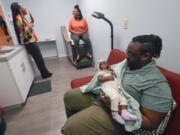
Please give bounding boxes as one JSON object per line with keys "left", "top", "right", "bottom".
{"left": 71, "top": 76, "right": 93, "bottom": 89}
{"left": 61, "top": 26, "right": 72, "bottom": 44}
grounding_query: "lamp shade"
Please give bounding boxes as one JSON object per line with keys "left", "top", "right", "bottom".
{"left": 92, "top": 11, "right": 104, "bottom": 19}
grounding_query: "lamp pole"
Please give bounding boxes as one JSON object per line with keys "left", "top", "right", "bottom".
{"left": 92, "top": 12, "right": 114, "bottom": 50}
{"left": 102, "top": 17, "right": 113, "bottom": 50}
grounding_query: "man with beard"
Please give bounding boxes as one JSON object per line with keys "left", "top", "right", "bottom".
{"left": 62, "top": 34, "right": 172, "bottom": 135}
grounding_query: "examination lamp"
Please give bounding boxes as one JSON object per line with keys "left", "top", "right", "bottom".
{"left": 92, "top": 11, "right": 114, "bottom": 50}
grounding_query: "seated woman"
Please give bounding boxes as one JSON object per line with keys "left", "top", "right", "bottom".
{"left": 69, "top": 5, "right": 92, "bottom": 62}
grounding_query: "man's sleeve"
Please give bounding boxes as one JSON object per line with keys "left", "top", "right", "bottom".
{"left": 141, "top": 81, "right": 173, "bottom": 112}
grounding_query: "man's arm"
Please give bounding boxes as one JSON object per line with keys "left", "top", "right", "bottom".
{"left": 140, "top": 106, "right": 166, "bottom": 130}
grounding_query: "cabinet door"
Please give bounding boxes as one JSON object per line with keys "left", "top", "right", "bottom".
{"left": 19, "top": 52, "right": 35, "bottom": 100}
{"left": 0, "top": 62, "right": 22, "bottom": 107}
{"left": 8, "top": 49, "right": 35, "bottom": 102}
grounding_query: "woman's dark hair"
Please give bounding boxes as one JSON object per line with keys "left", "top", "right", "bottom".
{"left": 132, "top": 34, "right": 162, "bottom": 59}
{"left": 74, "top": 4, "right": 83, "bottom": 20}
{"left": 11, "top": 2, "right": 21, "bottom": 44}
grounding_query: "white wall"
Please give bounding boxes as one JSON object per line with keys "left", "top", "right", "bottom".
{"left": 1, "top": 0, "right": 179, "bottom": 73}
{"left": 1, "top": 0, "right": 79, "bottom": 56}
{"left": 79, "top": 0, "right": 180, "bottom": 73}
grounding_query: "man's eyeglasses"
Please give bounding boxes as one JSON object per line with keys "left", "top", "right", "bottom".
{"left": 126, "top": 50, "right": 141, "bottom": 57}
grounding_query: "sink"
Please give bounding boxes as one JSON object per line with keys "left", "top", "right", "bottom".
{"left": 0, "top": 49, "right": 14, "bottom": 54}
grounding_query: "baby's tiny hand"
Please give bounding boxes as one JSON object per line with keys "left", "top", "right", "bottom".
{"left": 111, "top": 70, "right": 116, "bottom": 77}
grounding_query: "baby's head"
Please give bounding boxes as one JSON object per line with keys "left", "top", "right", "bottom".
{"left": 99, "top": 61, "right": 110, "bottom": 70}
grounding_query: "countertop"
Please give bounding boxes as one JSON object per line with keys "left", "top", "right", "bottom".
{"left": 0, "top": 46, "right": 24, "bottom": 62}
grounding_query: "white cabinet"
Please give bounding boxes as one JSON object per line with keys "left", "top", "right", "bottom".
{"left": 0, "top": 47, "right": 35, "bottom": 108}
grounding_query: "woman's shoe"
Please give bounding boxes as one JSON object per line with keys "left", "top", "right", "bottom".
{"left": 76, "top": 58, "right": 80, "bottom": 62}
{"left": 42, "top": 73, "right": 53, "bottom": 79}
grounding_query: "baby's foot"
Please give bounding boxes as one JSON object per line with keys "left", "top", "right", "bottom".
{"left": 112, "top": 111, "right": 125, "bottom": 125}
{"left": 121, "top": 109, "right": 138, "bottom": 121}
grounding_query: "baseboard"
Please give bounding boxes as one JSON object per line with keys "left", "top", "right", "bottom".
{"left": 58, "top": 53, "right": 68, "bottom": 58}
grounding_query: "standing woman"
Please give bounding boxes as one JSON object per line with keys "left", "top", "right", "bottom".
{"left": 11, "top": 2, "right": 52, "bottom": 79}
{"left": 69, "top": 5, "right": 92, "bottom": 61}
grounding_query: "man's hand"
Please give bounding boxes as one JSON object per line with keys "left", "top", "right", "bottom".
{"left": 99, "top": 90, "right": 111, "bottom": 108}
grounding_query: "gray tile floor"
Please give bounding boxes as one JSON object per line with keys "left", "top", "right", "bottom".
{"left": 4, "top": 57, "right": 95, "bottom": 135}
